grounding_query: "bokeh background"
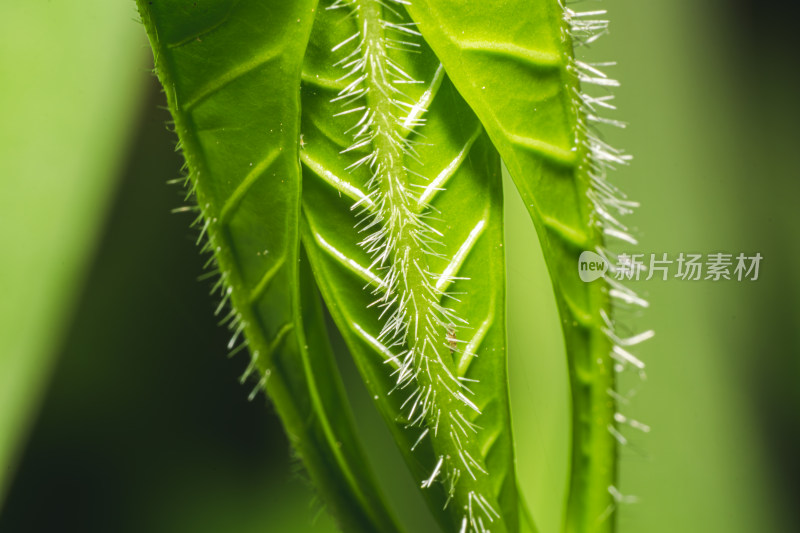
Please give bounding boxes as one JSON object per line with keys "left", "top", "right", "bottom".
{"left": 0, "top": 1, "right": 797, "bottom": 532}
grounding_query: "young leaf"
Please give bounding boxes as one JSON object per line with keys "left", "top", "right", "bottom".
{"left": 406, "top": 2, "right": 647, "bottom": 532}
{"left": 135, "top": 1, "right": 400, "bottom": 531}
{"left": 299, "top": 2, "right": 525, "bottom": 532}
{"left": 136, "top": 0, "right": 644, "bottom": 531}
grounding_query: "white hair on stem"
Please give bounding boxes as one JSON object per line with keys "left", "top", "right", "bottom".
{"left": 327, "top": 0, "right": 497, "bottom": 530}
{"left": 563, "top": 0, "right": 653, "bottom": 517}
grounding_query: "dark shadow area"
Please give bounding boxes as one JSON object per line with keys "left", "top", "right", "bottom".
{"left": 0, "top": 79, "right": 294, "bottom": 533}
{"left": 729, "top": 0, "right": 800, "bottom": 528}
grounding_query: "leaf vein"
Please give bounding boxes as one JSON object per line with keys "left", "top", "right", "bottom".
{"left": 218, "top": 148, "right": 281, "bottom": 225}
{"left": 184, "top": 45, "right": 283, "bottom": 111}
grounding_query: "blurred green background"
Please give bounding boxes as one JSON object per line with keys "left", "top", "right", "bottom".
{"left": 0, "top": 1, "right": 797, "bottom": 532}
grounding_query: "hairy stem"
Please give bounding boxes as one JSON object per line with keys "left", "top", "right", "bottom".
{"left": 349, "top": 1, "right": 506, "bottom": 530}
{"left": 558, "top": 9, "right": 618, "bottom": 533}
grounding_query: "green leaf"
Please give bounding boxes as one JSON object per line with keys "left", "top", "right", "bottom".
{"left": 136, "top": 1, "right": 642, "bottom": 531}
{"left": 0, "top": 0, "right": 146, "bottom": 505}
{"left": 406, "top": 2, "right": 633, "bottom": 532}
{"left": 299, "top": 2, "right": 525, "bottom": 531}
{"left": 135, "top": 1, "right": 400, "bottom": 531}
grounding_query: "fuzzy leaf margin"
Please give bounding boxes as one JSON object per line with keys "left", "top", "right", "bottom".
{"left": 135, "top": 1, "right": 401, "bottom": 531}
